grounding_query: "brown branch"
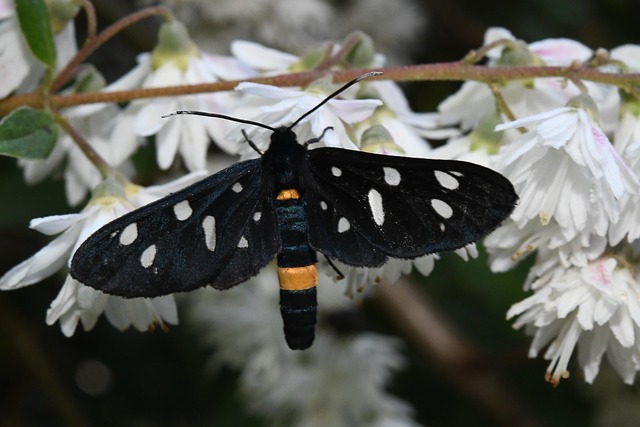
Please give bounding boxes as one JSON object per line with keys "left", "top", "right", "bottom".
{"left": 376, "top": 277, "right": 543, "bottom": 427}
{"left": 2, "top": 64, "right": 638, "bottom": 116}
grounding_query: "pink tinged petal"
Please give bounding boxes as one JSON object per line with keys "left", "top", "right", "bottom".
{"left": 155, "top": 115, "right": 181, "bottom": 170}
{"left": 529, "top": 39, "right": 593, "bottom": 65}
{"left": 0, "top": 1, "right": 14, "bottom": 19}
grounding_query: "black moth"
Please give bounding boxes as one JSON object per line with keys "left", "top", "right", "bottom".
{"left": 71, "top": 72, "right": 517, "bottom": 350}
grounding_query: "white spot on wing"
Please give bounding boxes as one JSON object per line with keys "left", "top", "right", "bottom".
{"left": 202, "top": 216, "right": 216, "bottom": 251}
{"left": 320, "top": 201, "right": 328, "bottom": 210}
{"left": 331, "top": 167, "right": 342, "bottom": 177}
{"left": 450, "top": 171, "right": 464, "bottom": 177}
{"left": 383, "top": 167, "right": 401, "bottom": 186}
{"left": 173, "top": 200, "right": 192, "bottom": 221}
{"left": 431, "top": 199, "right": 453, "bottom": 219}
{"left": 440, "top": 222, "right": 446, "bottom": 232}
{"left": 434, "top": 170, "right": 459, "bottom": 190}
{"left": 140, "top": 244, "right": 157, "bottom": 268}
{"left": 238, "top": 236, "right": 249, "bottom": 248}
{"left": 338, "top": 217, "right": 350, "bottom": 233}
{"left": 253, "top": 212, "right": 262, "bottom": 222}
{"left": 119, "top": 223, "right": 138, "bottom": 245}
{"left": 232, "top": 182, "right": 243, "bottom": 193}
{"left": 367, "top": 189, "right": 384, "bottom": 226}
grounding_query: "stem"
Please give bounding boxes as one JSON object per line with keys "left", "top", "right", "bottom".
{"left": 463, "top": 38, "right": 514, "bottom": 64}
{"left": 0, "top": 296, "right": 89, "bottom": 427}
{"left": 51, "top": 6, "right": 174, "bottom": 93}
{"left": 490, "top": 83, "right": 522, "bottom": 131}
{"left": 53, "top": 111, "right": 112, "bottom": 178}
{"left": 2, "top": 63, "right": 639, "bottom": 116}
{"left": 80, "top": 0, "right": 97, "bottom": 42}
{"left": 376, "top": 277, "right": 544, "bottom": 427}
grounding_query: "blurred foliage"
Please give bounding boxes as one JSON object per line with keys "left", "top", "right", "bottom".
{"left": 2, "top": 0, "right": 640, "bottom": 426}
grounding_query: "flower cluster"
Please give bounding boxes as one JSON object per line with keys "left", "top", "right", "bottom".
{"left": 447, "top": 28, "right": 640, "bottom": 385}
{"left": 1, "top": 4, "right": 639, "bottom": 418}
{"left": 0, "top": 4, "right": 442, "bottom": 424}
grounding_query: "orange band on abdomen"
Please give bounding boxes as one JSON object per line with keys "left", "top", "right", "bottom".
{"left": 276, "top": 189, "right": 300, "bottom": 200}
{"left": 277, "top": 265, "right": 318, "bottom": 291}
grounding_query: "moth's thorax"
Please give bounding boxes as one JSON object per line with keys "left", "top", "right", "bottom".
{"left": 267, "top": 127, "right": 308, "bottom": 192}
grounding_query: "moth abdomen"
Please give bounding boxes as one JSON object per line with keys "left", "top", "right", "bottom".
{"left": 279, "top": 286, "right": 318, "bottom": 350}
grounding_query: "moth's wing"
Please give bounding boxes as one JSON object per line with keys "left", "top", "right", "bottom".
{"left": 303, "top": 148, "right": 517, "bottom": 266}
{"left": 71, "top": 159, "right": 280, "bottom": 297}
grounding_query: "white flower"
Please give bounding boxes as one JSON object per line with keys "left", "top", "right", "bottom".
{"left": 363, "top": 80, "right": 458, "bottom": 157}
{"left": 507, "top": 256, "right": 640, "bottom": 385}
{"left": 438, "top": 28, "right": 602, "bottom": 131}
{"left": 188, "top": 273, "right": 422, "bottom": 427}
{"left": 0, "top": 173, "right": 204, "bottom": 336}
{"left": 608, "top": 109, "right": 640, "bottom": 245}
{"left": 109, "top": 21, "right": 251, "bottom": 171}
{"left": 229, "top": 80, "right": 382, "bottom": 156}
{"left": 495, "top": 106, "right": 639, "bottom": 242}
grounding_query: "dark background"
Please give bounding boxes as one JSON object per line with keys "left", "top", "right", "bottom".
{"left": 1, "top": 0, "right": 639, "bottom": 426}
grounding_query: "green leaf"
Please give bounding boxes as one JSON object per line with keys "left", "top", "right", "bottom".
{"left": 0, "top": 107, "right": 58, "bottom": 159}
{"left": 15, "top": 0, "right": 57, "bottom": 68}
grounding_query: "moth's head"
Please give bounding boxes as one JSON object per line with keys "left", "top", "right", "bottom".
{"left": 271, "top": 126, "right": 298, "bottom": 144}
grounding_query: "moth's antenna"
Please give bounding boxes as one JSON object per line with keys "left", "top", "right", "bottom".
{"left": 163, "top": 71, "right": 382, "bottom": 132}
{"left": 288, "top": 71, "right": 383, "bottom": 130}
{"left": 162, "top": 111, "right": 277, "bottom": 132}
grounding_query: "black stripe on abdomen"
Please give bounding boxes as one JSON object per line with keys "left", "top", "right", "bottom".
{"left": 279, "top": 287, "right": 317, "bottom": 350}
{"left": 275, "top": 191, "right": 318, "bottom": 350}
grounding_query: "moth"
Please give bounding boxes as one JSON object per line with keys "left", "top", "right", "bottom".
{"left": 71, "top": 72, "right": 517, "bottom": 350}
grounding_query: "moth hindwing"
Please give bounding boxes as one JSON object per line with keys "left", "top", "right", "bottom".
{"left": 70, "top": 73, "right": 517, "bottom": 350}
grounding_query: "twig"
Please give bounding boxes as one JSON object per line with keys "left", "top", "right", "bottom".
{"left": 376, "top": 277, "right": 544, "bottom": 427}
